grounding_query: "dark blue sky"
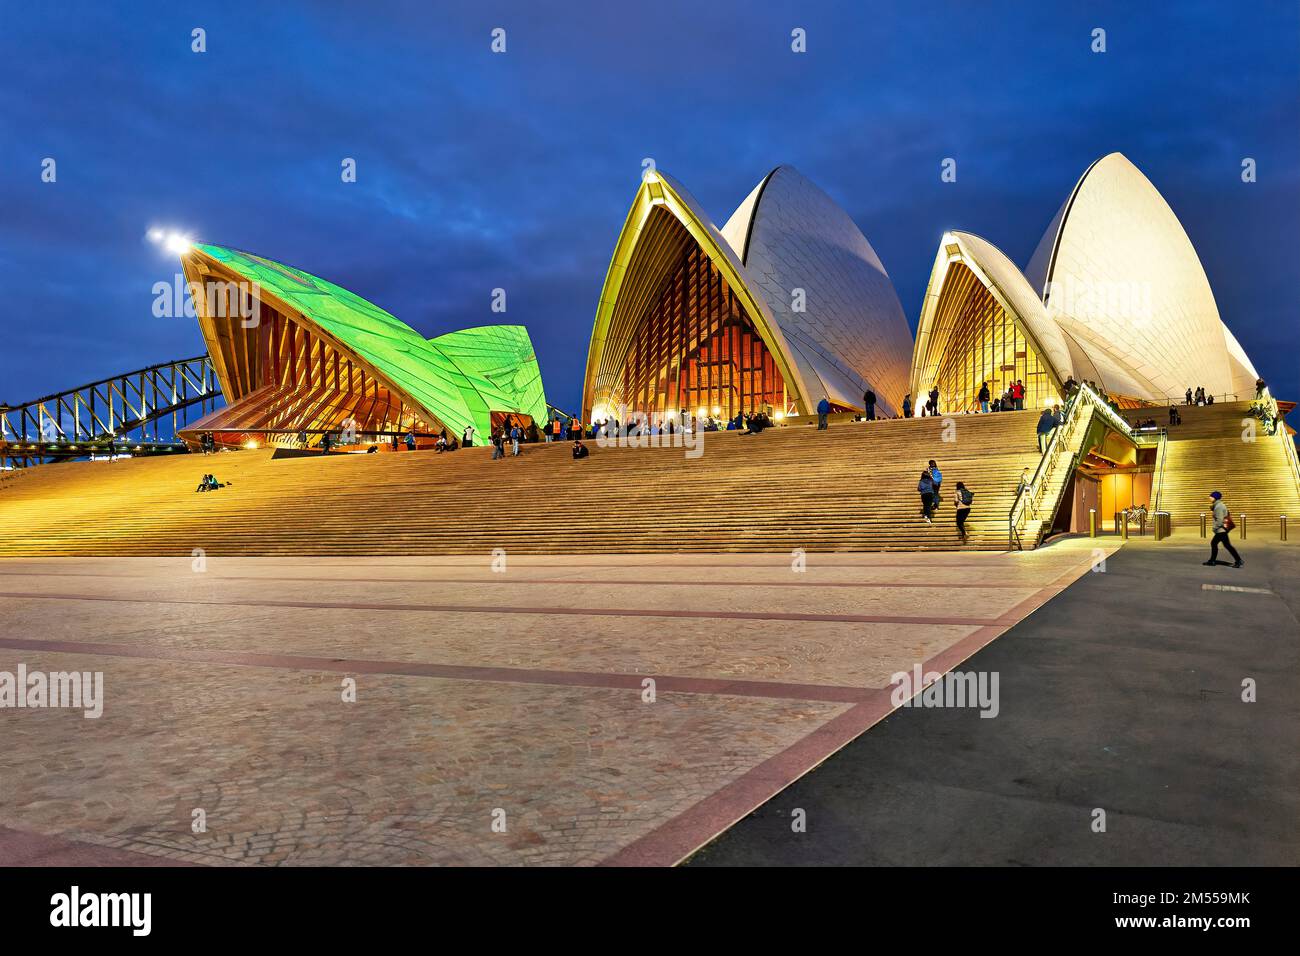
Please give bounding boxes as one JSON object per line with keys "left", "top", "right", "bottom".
{"left": 2, "top": 0, "right": 1296, "bottom": 411}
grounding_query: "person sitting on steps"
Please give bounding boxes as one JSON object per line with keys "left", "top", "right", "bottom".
{"left": 195, "top": 473, "right": 229, "bottom": 492}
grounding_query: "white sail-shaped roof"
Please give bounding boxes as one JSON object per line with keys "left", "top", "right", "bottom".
{"left": 720, "top": 166, "right": 914, "bottom": 415}
{"left": 912, "top": 152, "right": 1262, "bottom": 405}
{"left": 1032, "top": 153, "right": 1235, "bottom": 400}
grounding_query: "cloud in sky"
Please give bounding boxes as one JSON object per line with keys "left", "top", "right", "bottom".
{"left": 0, "top": 0, "right": 1296, "bottom": 410}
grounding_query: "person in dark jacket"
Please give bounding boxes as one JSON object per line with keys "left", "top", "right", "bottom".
{"left": 917, "top": 469, "right": 935, "bottom": 523}
{"left": 863, "top": 389, "right": 877, "bottom": 421}
{"left": 978, "top": 382, "right": 990, "bottom": 414}
{"left": 816, "top": 397, "right": 830, "bottom": 430}
{"left": 1036, "top": 405, "right": 1061, "bottom": 452}
{"left": 902, "top": 393, "right": 912, "bottom": 418}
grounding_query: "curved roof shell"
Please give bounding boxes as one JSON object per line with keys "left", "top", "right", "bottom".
{"left": 719, "top": 166, "right": 914, "bottom": 414}
{"left": 1024, "top": 153, "right": 1240, "bottom": 400}
{"left": 584, "top": 167, "right": 914, "bottom": 418}
{"left": 184, "top": 243, "right": 547, "bottom": 438}
{"left": 582, "top": 171, "right": 810, "bottom": 419}
{"left": 914, "top": 153, "right": 1260, "bottom": 405}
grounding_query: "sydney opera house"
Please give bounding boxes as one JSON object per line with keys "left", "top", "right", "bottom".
{"left": 582, "top": 165, "right": 914, "bottom": 423}
{"left": 4, "top": 149, "right": 1280, "bottom": 545}
{"left": 910, "top": 152, "right": 1260, "bottom": 413}
{"left": 175, "top": 243, "right": 548, "bottom": 450}
{"left": 582, "top": 153, "right": 1262, "bottom": 424}
{"left": 158, "top": 153, "right": 1264, "bottom": 457}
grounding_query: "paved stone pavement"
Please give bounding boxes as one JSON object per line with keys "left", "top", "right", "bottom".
{"left": 688, "top": 539, "right": 1300, "bottom": 866}
{"left": 0, "top": 541, "right": 1112, "bottom": 866}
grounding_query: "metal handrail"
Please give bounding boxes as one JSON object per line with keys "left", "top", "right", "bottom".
{"left": 1279, "top": 419, "right": 1300, "bottom": 501}
{"left": 1151, "top": 427, "right": 1168, "bottom": 514}
{"left": 1008, "top": 391, "right": 1080, "bottom": 549}
{"left": 1157, "top": 391, "right": 1240, "bottom": 405}
{"left": 1008, "top": 384, "right": 1137, "bottom": 549}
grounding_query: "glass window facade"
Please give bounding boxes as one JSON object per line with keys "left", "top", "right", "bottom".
{"left": 615, "top": 244, "right": 789, "bottom": 419}
{"left": 916, "top": 263, "right": 1060, "bottom": 412}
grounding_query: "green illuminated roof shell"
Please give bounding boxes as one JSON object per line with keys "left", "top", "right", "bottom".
{"left": 188, "top": 243, "right": 548, "bottom": 438}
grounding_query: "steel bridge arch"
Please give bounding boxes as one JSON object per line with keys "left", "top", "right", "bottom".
{"left": 1, "top": 355, "right": 222, "bottom": 468}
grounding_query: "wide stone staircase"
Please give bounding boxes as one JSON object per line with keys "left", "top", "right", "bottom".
{"left": 0, "top": 411, "right": 1050, "bottom": 557}
{"left": 1142, "top": 401, "right": 1300, "bottom": 538}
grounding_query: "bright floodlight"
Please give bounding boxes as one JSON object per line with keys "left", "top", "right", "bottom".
{"left": 147, "top": 228, "right": 192, "bottom": 254}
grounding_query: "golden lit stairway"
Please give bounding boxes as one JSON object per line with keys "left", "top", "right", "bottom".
{"left": 0, "top": 411, "right": 1048, "bottom": 556}
{"left": 1146, "top": 401, "right": 1300, "bottom": 538}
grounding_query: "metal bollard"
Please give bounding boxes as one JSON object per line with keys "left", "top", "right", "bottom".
{"left": 1282, "top": 515, "right": 1288, "bottom": 541}
{"left": 1239, "top": 513, "right": 1246, "bottom": 540}
{"left": 1089, "top": 508, "right": 1097, "bottom": 537}
{"left": 1139, "top": 513, "right": 1147, "bottom": 536}
{"left": 1200, "top": 513, "right": 1207, "bottom": 537}
{"left": 1120, "top": 510, "right": 1129, "bottom": 540}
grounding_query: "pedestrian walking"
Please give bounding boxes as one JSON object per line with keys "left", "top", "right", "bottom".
{"left": 1036, "top": 404, "right": 1061, "bottom": 452}
{"left": 928, "top": 459, "right": 943, "bottom": 503}
{"left": 917, "top": 469, "right": 935, "bottom": 523}
{"left": 1203, "top": 491, "right": 1243, "bottom": 568}
{"left": 954, "top": 481, "right": 974, "bottom": 543}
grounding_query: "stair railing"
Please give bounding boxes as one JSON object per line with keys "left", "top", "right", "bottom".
{"left": 1008, "top": 390, "right": 1080, "bottom": 550}
{"left": 1008, "top": 384, "right": 1135, "bottom": 550}
{"left": 1151, "top": 427, "right": 1168, "bottom": 514}
{"left": 1159, "top": 391, "right": 1240, "bottom": 405}
{"left": 1278, "top": 419, "right": 1300, "bottom": 501}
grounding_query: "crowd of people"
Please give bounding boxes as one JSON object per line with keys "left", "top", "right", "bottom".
{"left": 890, "top": 379, "right": 1064, "bottom": 419}
{"left": 489, "top": 419, "right": 535, "bottom": 460}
